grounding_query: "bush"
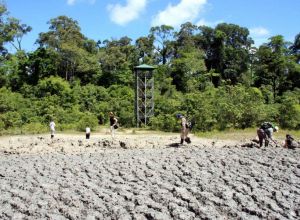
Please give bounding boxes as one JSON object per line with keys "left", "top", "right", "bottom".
{"left": 37, "top": 76, "right": 70, "bottom": 95}
{"left": 60, "top": 123, "right": 78, "bottom": 131}
{"left": 76, "top": 113, "right": 98, "bottom": 131}
{"left": 150, "top": 114, "right": 177, "bottom": 131}
{"left": 278, "top": 91, "right": 300, "bottom": 129}
{"left": 22, "top": 122, "right": 48, "bottom": 134}
{"left": 0, "top": 120, "right": 5, "bottom": 132}
{"left": 1, "top": 111, "right": 22, "bottom": 129}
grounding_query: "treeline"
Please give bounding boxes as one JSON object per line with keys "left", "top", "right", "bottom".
{"left": 0, "top": 3, "right": 300, "bottom": 134}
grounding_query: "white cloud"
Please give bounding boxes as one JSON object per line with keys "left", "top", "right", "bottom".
{"left": 252, "top": 37, "right": 269, "bottom": 46}
{"left": 107, "top": 0, "right": 147, "bottom": 26}
{"left": 196, "top": 18, "right": 223, "bottom": 27}
{"left": 249, "top": 27, "right": 270, "bottom": 37}
{"left": 67, "top": 0, "right": 96, "bottom": 6}
{"left": 249, "top": 27, "right": 271, "bottom": 46}
{"left": 151, "top": 0, "right": 207, "bottom": 27}
{"left": 67, "top": 0, "right": 76, "bottom": 5}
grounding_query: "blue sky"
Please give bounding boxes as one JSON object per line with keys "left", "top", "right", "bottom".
{"left": 4, "top": 0, "right": 300, "bottom": 52}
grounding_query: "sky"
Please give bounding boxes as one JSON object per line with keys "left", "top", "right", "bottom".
{"left": 4, "top": 0, "right": 300, "bottom": 52}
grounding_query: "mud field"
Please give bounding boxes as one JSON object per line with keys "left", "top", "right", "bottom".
{"left": 0, "top": 134, "right": 299, "bottom": 219}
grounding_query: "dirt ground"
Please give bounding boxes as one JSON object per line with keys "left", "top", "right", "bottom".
{"left": 0, "top": 133, "right": 299, "bottom": 219}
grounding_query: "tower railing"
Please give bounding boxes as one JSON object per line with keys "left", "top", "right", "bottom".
{"left": 134, "top": 64, "right": 155, "bottom": 127}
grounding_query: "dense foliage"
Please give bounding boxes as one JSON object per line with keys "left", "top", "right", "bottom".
{"left": 0, "top": 3, "right": 299, "bottom": 134}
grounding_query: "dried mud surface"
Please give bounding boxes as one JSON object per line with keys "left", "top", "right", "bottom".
{"left": 0, "top": 134, "right": 299, "bottom": 219}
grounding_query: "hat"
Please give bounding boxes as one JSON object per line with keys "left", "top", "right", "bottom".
{"left": 274, "top": 126, "right": 279, "bottom": 131}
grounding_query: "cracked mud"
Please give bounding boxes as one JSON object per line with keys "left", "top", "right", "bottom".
{"left": 0, "top": 134, "right": 299, "bottom": 219}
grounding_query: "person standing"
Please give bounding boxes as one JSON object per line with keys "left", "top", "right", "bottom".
{"left": 109, "top": 112, "right": 118, "bottom": 139}
{"left": 176, "top": 114, "right": 191, "bottom": 144}
{"left": 49, "top": 120, "right": 56, "bottom": 139}
{"left": 86, "top": 127, "right": 91, "bottom": 139}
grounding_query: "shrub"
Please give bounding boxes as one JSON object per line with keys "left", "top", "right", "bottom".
{"left": 76, "top": 113, "right": 98, "bottom": 131}
{"left": 22, "top": 122, "right": 48, "bottom": 134}
{"left": 278, "top": 91, "right": 300, "bottom": 129}
{"left": 1, "top": 111, "right": 22, "bottom": 129}
{"left": 0, "top": 120, "right": 5, "bottom": 132}
{"left": 150, "top": 114, "right": 177, "bottom": 131}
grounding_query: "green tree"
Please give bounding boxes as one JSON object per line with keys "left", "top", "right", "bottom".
{"left": 197, "top": 25, "right": 225, "bottom": 75}
{"left": 215, "top": 23, "right": 253, "bottom": 84}
{"left": 0, "top": 3, "right": 32, "bottom": 53}
{"left": 170, "top": 22, "right": 206, "bottom": 92}
{"left": 135, "top": 35, "right": 155, "bottom": 64}
{"left": 255, "top": 35, "right": 293, "bottom": 100}
{"left": 37, "top": 16, "right": 101, "bottom": 83}
{"left": 278, "top": 90, "right": 300, "bottom": 129}
{"left": 150, "top": 25, "right": 175, "bottom": 65}
{"left": 36, "top": 76, "right": 73, "bottom": 108}
{"left": 291, "top": 32, "right": 300, "bottom": 63}
{"left": 99, "top": 37, "right": 136, "bottom": 86}
{"left": 25, "top": 48, "right": 60, "bottom": 85}
{"left": 197, "top": 23, "right": 253, "bottom": 85}
{"left": 171, "top": 47, "right": 206, "bottom": 92}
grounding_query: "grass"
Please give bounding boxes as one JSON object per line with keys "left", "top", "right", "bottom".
{"left": 195, "top": 128, "right": 300, "bottom": 141}
{"left": 1, "top": 126, "right": 299, "bottom": 141}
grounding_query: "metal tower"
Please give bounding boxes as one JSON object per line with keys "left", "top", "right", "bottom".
{"left": 134, "top": 64, "right": 155, "bottom": 127}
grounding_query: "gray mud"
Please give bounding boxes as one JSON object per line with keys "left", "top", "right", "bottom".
{"left": 0, "top": 134, "right": 299, "bottom": 219}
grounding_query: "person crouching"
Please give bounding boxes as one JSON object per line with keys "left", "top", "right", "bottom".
{"left": 257, "top": 122, "right": 279, "bottom": 147}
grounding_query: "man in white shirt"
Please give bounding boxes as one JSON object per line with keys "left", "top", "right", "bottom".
{"left": 49, "top": 120, "right": 55, "bottom": 139}
{"left": 86, "top": 127, "right": 91, "bottom": 139}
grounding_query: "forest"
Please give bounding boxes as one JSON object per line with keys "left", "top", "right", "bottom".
{"left": 0, "top": 3, "right": 299, "bottom": 134}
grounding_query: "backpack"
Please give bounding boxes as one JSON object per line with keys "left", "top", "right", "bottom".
{"left": 185, "top": 118, "right": 195, "bottom": 130}
{"left": 260, "top": 122, "right": 273, "bottom": 130}
{"left": 186, "top": 121, "right": 191, "bottom": 129}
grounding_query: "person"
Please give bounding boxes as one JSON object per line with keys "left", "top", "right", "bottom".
{"left": 49, "top": 120, "right": 56, "bottom": 139}
{"left": 257, "top": 122, "right": 278, "bottom": 147}
{"left": 109, "top": 112, "right": 118, "bottom": 138}
{"left": 176, "top": 113, "right": 191, "bottom": 144}
{"left": 283, "top": 134, "right": 299, "bottom": 149}
{"left": 86, "top": 127, "right": 91, "bottom": 139}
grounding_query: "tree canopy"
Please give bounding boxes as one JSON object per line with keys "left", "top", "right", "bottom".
{"left": 0, "top": 2, "right": 299, "bottom": 134}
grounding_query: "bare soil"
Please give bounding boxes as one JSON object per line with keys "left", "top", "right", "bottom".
{"left": 0, "top": 133, "right": 299, "bottom": 219}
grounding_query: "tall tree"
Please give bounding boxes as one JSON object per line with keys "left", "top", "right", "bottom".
{"left": 255, "top": 35, "right": 294, "bottom": 101}
{"left": 171, "top": 47, "right": 206, "bottom": 92}
{"left": 175, "top": 22, "right": 198, "bottom": 51}
{"left": 25, "top": 48, "right": 60, "bottom": 85}
{"left": 0, "top": 3, "right": 32, "bottom": 53}
{"left": 215, "top": 23, "right": 253, "bottom": 84}
{"left": 197, "top": 23, "right": 253, "bottom": 85}
{"left": 135, "top": 35, "right": 155, "bottom": 64}
{"left": 171, "top": 22, "right": 206, "bottom": 92}
{"left": 99, "top": 37, "right": 137, "bottom": 86}
{"left": 197, "top": 25, "right": 225, "bottom": 86}
{"left": 291, "top": 32, "right": 300, "bottom": 63}
{"left": 150, "top": 25, "right": 175, "bottom": 65}
{"left": 37, "top": 16, "right": 100, "bottom": 83}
